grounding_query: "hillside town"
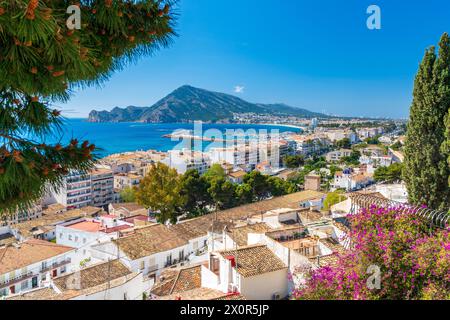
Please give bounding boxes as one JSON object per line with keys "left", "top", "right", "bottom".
{"left": 0, "top": 119, "right": 411, "bottom": 300}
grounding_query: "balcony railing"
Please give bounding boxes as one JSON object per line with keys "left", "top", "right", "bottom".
{"left": 0, "top": 272, "right": 35, "bottom": 290}
{"left": 40, "top": 258, "right": 71, "bottom": 273}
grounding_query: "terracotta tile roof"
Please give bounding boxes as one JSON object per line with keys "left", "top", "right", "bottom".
{"left": 171, "top": 191, "right": 325, "bottom": 238}
{"left": 13, "top": 207, "right": 102, "bottom": 239}
{"left": 218, "top": 244, "right": 287, "bottom": 278}
{"left": 213, "top": 293, "right": 246, "bottom": 300}
{"left": 228, "top": 170, "right": 246, "bottom": 178}
{"left": 66, "top": 220, "right": 103, "bottom": 232}
{"left": 308, "top": 237, "right": 347, "bottom": 267}
{"left": 53, "top": 260, "right": 131, "bottom": 292}
{"left": 159, "top": 287, "right": 246, "bottom": 300}
{"left": 321, "top": 238, "right": 346, "bottom": 255}
{"left": 151, "top": 264, "right": 202, "bottom": 297}
{"left": 0, "top": 239, "right": 73, "bottom": 274}
{"left": 6, "top": 288, "right": 65, "bottom": 300}
{"left": 114, "top": 224, "right": 188, "bottom": 260}
{"left": 298, "top": 211, "right": 326, "bottom": 225}
{"left": 226, "top": 223, "right": 272, "bottom": 247}
{"left": 9, "top": 260, "right": 139, "bottom": 300}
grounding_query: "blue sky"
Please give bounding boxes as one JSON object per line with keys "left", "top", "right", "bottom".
{"left": 62, "top": 0, "right": 450, "bottom": 119}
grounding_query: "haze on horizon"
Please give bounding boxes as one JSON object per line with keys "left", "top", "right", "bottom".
{"left": 60, "top": 0, "right": 450, "bottom": 119}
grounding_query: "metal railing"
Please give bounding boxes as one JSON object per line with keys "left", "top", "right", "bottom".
{"left": 348, "top": 193, "right": 450, "bottom": 229}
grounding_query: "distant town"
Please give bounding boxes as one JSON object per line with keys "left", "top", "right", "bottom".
{"left": 0, "top": 116, "right": 409, "bottom": 300}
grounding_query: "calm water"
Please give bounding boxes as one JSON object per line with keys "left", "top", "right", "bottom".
{"left": 46, "top": 119, "right": 301, "bottom": 157}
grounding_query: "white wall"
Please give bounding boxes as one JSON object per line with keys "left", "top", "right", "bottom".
{"left": 70, "top": 273, "right": 144, "bottom": 300}
{"left": 240, "top": 269, "right": 288, "bottom": 300}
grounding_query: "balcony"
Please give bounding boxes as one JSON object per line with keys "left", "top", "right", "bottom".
{"left": 40, "top": 258, "right": 71, "bottom": 273}
{"left": 0, "top": 271, "right": 35, "bottom": 290}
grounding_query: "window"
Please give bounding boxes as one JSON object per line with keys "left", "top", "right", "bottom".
{"left": 179, "top": 250, "right": 184, "bottom": 261}
{"left": 41, "top": 261, "right": 47, "bottom": 270}
{"left": 68, "top": 235, "right": 72, "bottom": 241}
{"left": 193, "top": 241, "right": 198, "bottom": 250}
{"left": 83, "top": 238, "right": 87, "bottom": 244}
{"left": 75, "top": 236, "right": 79, "bottom": 242}
{"left": 140, "top": 261, "right": 145, "bottom": 270}
{"left": 59, "top": 233, "right": 63, "bottom": 239}
{"left": 21, "top": 280, "right": 28, "bottom": 291}
{"left": 60, "top": 266, "right": 66, "bottom": 274}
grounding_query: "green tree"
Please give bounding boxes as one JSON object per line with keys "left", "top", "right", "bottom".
{"left": 119, "top": 186, "right": 136, "bottom": 203}
{"left": 179, "top": 169, "right": 212, "bottom": 217}
{"left": 341, "top": 150, "right": 361, "bottom": 166}
{"left": 243, "top": 171, "right": 271, "bottom": 201}
{"left": 443, "top": 113, "right": 450, "bottom": 185}
{"left": 336, "top": 138, "right": 351, "bottom": 149}
{"left": 267, "top": 176, "right": 296, "bottom": 197}
{"left": 374, "top": 163, "right": 403, "bottom": 183}
{"left": 0, "top": 1, "right": 175, "bottom": 215}
{"left": 390, "top": 141, "right": 403, "bottom": 151}
{"left": 204, "top": 163, "right": 226, "bottom": 181}
{"left": 323, "top": 191, "right": 346, "bottom": 210}
{"left": 365, "top": 136, "right": 380, "bottom": 145}
{"left": 283, "top": 155, "right": 305, "bottom": 168}
{"left": 208, "top": 177, "right": 237, "bottom": 210}
{"left": 403, "top": 34, "right": 450, "bottom": 210}
{"left": 136, "top": 163, "right": 185, "bottom": 224}
{"left": 235, "top": 183, "right": 253, "bottom": 205}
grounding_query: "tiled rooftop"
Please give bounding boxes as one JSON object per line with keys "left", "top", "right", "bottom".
{"left": 151, "top": 264, "right": 202, "bottom": 297}
{"left": 160, "top": 287, "right": 246, "bottom": 300}
{"left": 218, "top": 244, "right": 287, "bottom": 278}
{"left": 0, "top": 239, "right": 73, "bottom": 274}
{"left": 13, "top": 207, "right": 102, "bottom": 238}
{"left": 226, "top": 223, "right": 272, "bottom": 247}
{"left": 114, "top": 224, "right": 188, "bottom": 260}
{"left": 53, "top": 260, "right": 131, "bottom": 292}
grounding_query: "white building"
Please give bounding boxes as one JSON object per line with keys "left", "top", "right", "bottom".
{"left": 90, "top": 167, "right": 114, "bottom": 208}
{"left": 90, "top": 224, "right": 193, "bottom": 280}
{"left": 201, "top": 244, "right": 288, "bottom": 300}
{"left": 0, "top": 239, "right": 80, "bottom": 297}
{"left": 56, "top": 216, "right": 132, "bottom": 250}
{"left": 332, "top": 170, "right": 374, "bottom": 191}
{"left": 52, "top": 171, "right": 92, "bottom": 210}
{"left": 1, "top": 203, "right": 43, "bottom": 226}
{"left": 7, "top": 260, "right": 143, "bottom": 300}
{"left": 325, "top": 149, "right": 352, "bottom": 162}
{"left": 164, "top": 149, "right": 211, "bottom": 175}
{"left": 113, "top": 172, "right": 142, "bottom": 190}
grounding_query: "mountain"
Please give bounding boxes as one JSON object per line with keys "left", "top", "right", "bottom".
{"left": 88, "top": 85, "right": 328, "bottom": 123}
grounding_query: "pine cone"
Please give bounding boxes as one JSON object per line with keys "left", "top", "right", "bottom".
{"left": 12, "top": 150, "right": 23, "bottom": 163}
{"left": 52, "top": 70, "right": 65, "bottom": 77}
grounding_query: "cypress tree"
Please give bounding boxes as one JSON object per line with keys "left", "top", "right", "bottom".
{"left": 404, "top": 33, "right": 450, "bottom": 210}
{"left": 0, "top": 1, "right": 176, "bottom": 215}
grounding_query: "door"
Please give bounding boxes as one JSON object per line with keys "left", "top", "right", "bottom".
{"left": 9, "top": 286, "right": 15, "bottom": 294}
{"left": 32, "top": 276, "right": 38, "bottom": 288}
{"left": 52, "top": 269, "right": 57, "bottom": 278}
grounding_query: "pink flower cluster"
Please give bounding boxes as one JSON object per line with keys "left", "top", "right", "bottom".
{"left": 293, "top": 205, "right": 450, "bottom": 300}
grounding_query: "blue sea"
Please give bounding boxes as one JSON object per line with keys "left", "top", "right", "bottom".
{"left": 47, "top": 119, "right": 301, "bottom": 157}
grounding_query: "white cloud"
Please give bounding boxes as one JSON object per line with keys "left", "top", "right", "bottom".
{"left": 234, "top": 86, "right": 245, "bottom": 94}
